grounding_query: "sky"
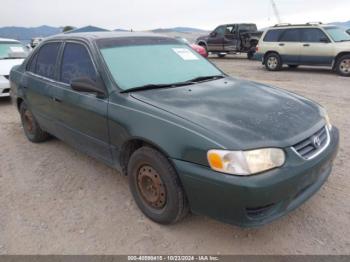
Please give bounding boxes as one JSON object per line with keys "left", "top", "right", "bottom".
{"left": 1, "top": 0, "right": 349, "bottom": 30}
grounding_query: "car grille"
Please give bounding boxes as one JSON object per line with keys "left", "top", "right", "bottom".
{"left": 4, "top": 75, "right": 9, "bottom": 80}
{"left": 292, "top": 126, "right": 329, "bottom": 160}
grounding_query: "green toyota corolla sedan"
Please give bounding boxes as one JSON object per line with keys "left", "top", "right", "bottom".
{"left": 10, "top": 32, "right": 339, "bottom": 227}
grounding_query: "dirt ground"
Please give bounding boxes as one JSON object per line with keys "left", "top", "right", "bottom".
{"left": 0, "top": 55, "right": 349, "bottom": 255}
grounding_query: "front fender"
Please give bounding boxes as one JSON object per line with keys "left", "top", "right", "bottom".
{"left": 108, "top": 92, "right": 223, "bottom": 167}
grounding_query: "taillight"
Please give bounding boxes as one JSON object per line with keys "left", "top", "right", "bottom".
{"left": 256, "top": 45, "right": 259, "bottom": 52}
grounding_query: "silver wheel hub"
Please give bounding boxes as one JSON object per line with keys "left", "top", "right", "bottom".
{"left": 267, "top": 57, "right": 278, "bottom": 69}
{"left": 340, "top": 59, "right": 350, "bottom": 74}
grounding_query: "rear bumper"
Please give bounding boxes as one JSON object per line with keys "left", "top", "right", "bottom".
{"left": 174, "top": 127, "right": 339, "bottom": 227}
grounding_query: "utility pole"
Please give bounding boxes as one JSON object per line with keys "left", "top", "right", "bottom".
{"left": 270, "top": 0, "right": 282, "bottom": 24}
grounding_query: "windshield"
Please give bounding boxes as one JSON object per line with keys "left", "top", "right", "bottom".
{"left": 0, "top": 42, "right": 27, "bottom": 59}
{"left": 324, "top": 27, "right": 350, "bottom": 42}
{"left": 99, "top": 39, "right": 222, "bottom": 91}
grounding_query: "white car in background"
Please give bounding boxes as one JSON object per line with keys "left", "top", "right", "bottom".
{"left": 0, "top": 38, "right": 28, "bottom": 97}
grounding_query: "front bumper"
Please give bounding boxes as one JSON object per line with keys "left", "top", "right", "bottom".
{"left": 174, "top": 127, "right": 339, "bottom": 227}
{"left": 0, "top": 77, "right": 10, "bottom": 97}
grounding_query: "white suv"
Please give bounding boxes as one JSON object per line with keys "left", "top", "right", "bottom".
{"left": 0, "top": 38, "right": 28, "bottom": 97}
{"left": 255, "top": 23, "right": 350, "bottom": 76}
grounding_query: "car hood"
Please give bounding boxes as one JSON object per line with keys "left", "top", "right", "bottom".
{"left": 131, "top": 77, "right": 324, "bottom": 149}
{"left": 0, "top": 59, "right": 24, "bottom": 75}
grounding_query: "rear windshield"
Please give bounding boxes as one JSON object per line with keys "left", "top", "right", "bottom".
{"left": 98, "top": 37, "right": 222, "bottom": 91}
{"left": 0, "top": 42, "right": 27, "bottom": 59}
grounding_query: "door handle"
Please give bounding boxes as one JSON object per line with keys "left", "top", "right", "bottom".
{"left": 52, "top": 97, "right": 62, "bottom": 103}
{"left": 279, "top": 43, "right": 285, "bottom": 46}
{"left": 303, "top": 44, "right": 310, "bottom": 47}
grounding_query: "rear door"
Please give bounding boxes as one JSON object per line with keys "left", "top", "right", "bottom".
{"left": 207, "top": 26, "right": 225, "bottom": 52}
{"left": 24, "top": 42, "right": 62, "bottom": 133}
{"left": 278, "top": 28, "right": 302, "bottom": 64}
{"left": 299, "top": 28, "right": 334, "bottom": 65}
{"left": 52, "top": 41, "right": 112, "bottom": 164}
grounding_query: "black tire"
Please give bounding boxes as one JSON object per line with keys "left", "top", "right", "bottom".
{"left": 335, "top": 54, "right": 350, "bottom": 77}
{"left": 247, "top": 51, "right": 255, "bottom": 60}
{"left": 288, "top": 65, "right": 299, "bottom": 69}
{"left": 128, "top": 146, "right": 189, "bottom": 224}
{"left": 20, "top": 102, "right": 50, "bottom": 143}
{"left": 217, "top": 53, "right": 226, "bottom": 58}
{"left": 264, "top": 53, "right": 283, "bottom": 71}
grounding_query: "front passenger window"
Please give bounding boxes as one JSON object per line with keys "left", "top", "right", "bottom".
{"left": 60, "top": 43, "right": 97, "bottom": 85}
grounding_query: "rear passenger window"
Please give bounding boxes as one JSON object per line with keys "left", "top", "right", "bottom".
{"left": 60, "top": 43, "right": 97, "bottom": 85}
{"left": 301, "top": 28, "right": 329, "bottom": 42}
{"left": 35, "top": 42, "right": 61, "bottom": 79}
{"left": 263, "top": 29, "right": 285, "bottom": 42}
{"left": 280, "top": 29, "right": 301, "bottom": 42}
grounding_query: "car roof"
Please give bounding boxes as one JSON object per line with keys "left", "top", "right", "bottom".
{"left": 0, "top": 38, "right": 21, "bottom": 43}
{"left": 46, "top": 31, "right": 170, "bottom": 42}
{"left": 267, "top": 24, "right": 338, "bottom": 30}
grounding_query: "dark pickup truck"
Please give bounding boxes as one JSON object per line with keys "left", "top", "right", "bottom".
{"left": 196, "top": 23, "right": 263, "bottom": 59}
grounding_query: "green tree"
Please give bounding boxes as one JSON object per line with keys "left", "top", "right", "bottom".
{"left": 62, "top": 26, "right": 75, "bottom": 32}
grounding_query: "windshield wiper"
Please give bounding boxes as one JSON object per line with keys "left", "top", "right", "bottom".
{"left": 122, "top": 75, "right": 225, "bottom": 93}
{"left": 339, "top": 40, "right": 350, "bottom": 42}
{"left": 121, "top": 83, "right": 179, "bottom": 93}
{"left": 185, "top": 75, "right": 225, "bottom": 83}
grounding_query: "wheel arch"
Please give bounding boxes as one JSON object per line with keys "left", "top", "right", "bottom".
{"left": 16, "top": 97, "right": 24, "bottom": 111}
{"left": 263, "top": 51, "right": 281, "bottom": 64}
{"left": 119, "top": 137, "right": 173, "bottom": 176}
{"left": 197, "top": 41, "right": 208, "bottom": 49}
{"left": 333, "top": 52, "right": 350, "bottom": 69}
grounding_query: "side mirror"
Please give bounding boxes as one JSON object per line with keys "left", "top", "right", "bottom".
{"left": 320, "top": 37, "right": 330, "bottom": 43}
{"left": 71, "top": 77, "right": 107, "bottom": 98}
{"left": 210, "top": 32, "right": 217, "bottom": 37}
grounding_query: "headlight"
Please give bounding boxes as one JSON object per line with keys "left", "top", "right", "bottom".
{"left": 320, "top": 107, "right": 332, "bottom": 131}
{"left": 207, "top": 148, "right": 285, "bottom": 176}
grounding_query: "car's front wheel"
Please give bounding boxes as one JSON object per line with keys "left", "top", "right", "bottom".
{"left": 335, "top": 55, "right": 350, "bottom": 77}
{"left": 20, "top": 102, "right": 50, "bottom": 143}
{"left": 128, "top": 146, "right": 189, "bottom": 224}
{"left": 265, "top": 53, "right": 283, "bottom": 71}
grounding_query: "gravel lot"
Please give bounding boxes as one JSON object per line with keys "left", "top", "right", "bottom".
{"left": 0, "top": 55, "right": 349, "bottom": 255}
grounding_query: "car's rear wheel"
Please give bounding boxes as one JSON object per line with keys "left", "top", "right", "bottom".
{"left": 20, "top": 102, "right": 50, "bottom": 143}
{"left": 128, "top": 147, "right": 189, "bottom": 224}
{"left": 335, "top": 55, "right": 350, "bottom": 77}
{"left": 265, "top": 53, "right": 283, "bottom": 71}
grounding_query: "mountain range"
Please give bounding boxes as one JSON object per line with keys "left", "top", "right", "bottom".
{"left": 0, "top": 21, "right": 349, "bottom": 43}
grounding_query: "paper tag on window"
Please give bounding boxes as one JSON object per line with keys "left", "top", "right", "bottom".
{"left": 10, "top": 46, "right": 24, "bottom": 53}
{"left": 173, "top": 48, "right": 199, "bottom": 60}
